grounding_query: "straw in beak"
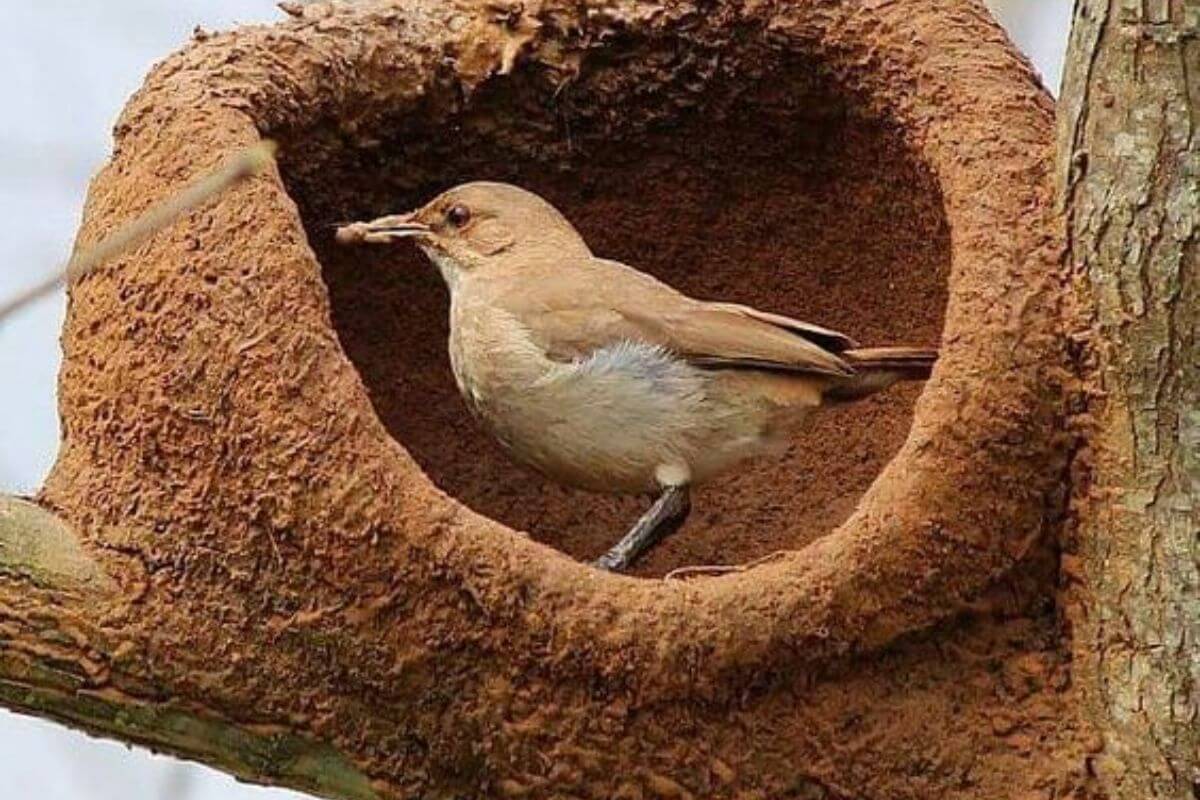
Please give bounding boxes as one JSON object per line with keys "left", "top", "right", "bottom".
{"left": 336, "top": 213, "right": 430, "bottom": 245}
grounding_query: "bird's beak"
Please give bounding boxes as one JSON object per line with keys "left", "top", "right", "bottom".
{"left": 336, "top": 212, "right": 430, "bottom": 245}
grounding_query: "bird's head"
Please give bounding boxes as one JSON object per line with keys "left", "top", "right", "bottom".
{"left": 338, "top": 182, "right": 590, "bottom": 287}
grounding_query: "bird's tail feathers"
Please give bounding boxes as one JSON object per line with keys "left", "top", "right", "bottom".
{"left": 843, "top": 347, "right": 937, "bottom": 376}
{"left": 825, "top": 347, "right": 937, "bottom": 402}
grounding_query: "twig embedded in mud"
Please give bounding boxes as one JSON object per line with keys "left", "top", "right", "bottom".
{"left": 663, "top": 550, "right": 791, "bottom": 581}
{"left": 0, "top": 140, "right": 278, "bottom": 324}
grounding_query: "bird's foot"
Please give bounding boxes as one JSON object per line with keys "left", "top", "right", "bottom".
{"left": 592, "top": 485, "right": 691, "bottom": 572}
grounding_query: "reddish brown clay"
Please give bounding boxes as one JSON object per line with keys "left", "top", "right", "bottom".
{"left": 37, "top": 0, "right": 1090, "bottom": 797}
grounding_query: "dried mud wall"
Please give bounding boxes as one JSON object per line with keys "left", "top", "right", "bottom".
{"left": 32, "top": 1, "right": 1089, "bottom": 797}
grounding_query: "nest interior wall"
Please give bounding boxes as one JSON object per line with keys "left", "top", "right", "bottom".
{"left": 282, "top": 53, "right": 951, "bottom": 574}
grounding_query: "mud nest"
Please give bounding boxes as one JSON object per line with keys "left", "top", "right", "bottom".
{"left": 46, "top": 0, "right": 1066, "bottom": 669}
{"left": 37, "top": 1, "right": 1078, "bottom": 796}
{"left": 45, "top": 0, "right": 1068, "bottom": 755}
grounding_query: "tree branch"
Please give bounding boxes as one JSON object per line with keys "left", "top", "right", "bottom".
{"left": 0, "top": 142, "right": 276, "bottom": 324}
{"left": 0, "top": 496, "right": 377, "bottom": 800}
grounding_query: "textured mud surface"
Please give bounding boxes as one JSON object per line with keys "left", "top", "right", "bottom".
{"left": 30, "top": 1, "right": 1091, "bottom": 798}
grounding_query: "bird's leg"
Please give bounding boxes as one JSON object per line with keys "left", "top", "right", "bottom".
{"left": 592, "top": 485, "right": 691, "bottom": 572}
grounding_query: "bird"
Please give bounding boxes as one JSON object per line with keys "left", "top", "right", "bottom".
{"left": 337, "top": 182, "right": 937, "bottom": 572}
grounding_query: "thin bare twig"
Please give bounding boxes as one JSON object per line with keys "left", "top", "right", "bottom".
{"left": 662, "top": 550, "right": 791, "bottom": 581}
{"left": 0, "top": 140, "right": 278, "bottom": 323}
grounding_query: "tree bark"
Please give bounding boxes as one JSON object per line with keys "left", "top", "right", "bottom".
{"left": 1059, "top": 1, "right": 1200, "bottom": 798}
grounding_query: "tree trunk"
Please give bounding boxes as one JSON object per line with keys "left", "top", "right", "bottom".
{"left": 1058, "top": 1, "right": 1200, "bottom": 798}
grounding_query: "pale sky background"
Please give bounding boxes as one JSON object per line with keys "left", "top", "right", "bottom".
{"left": 0, "top": 2, "right": 1070, "bottom": 798}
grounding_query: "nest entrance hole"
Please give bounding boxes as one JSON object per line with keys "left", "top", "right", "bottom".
{"left": 281, "top": 54, "right": 950, "bottom": 576}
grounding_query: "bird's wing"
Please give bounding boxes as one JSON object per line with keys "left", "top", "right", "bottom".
{"left": 702, "top": 302, "right": 858, "bottom": 354}
{"left": 502, "top": 258, "right": 857, "bottom": 378}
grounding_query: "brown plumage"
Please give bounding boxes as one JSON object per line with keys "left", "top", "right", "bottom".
{"left": 338, "top": 182, "right": 938, "bottom": 570}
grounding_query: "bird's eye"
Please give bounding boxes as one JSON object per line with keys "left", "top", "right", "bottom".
{"left": 446, "top": 205, "right": 471, "bottom": 228}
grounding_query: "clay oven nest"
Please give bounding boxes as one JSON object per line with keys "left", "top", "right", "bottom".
{"left": 45, "top": 0, "right": 1062, "bottom": 723}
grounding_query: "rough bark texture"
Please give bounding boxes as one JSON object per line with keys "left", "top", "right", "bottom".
{"left": 1059, "top": 1, "right": 1200, "bottom": 798}
{"left": 0, "top": 1, "right": 1091, "bottom": 798}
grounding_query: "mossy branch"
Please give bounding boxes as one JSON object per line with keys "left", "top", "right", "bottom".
{"left": 0, "top": 496, "right": 377, "bottom": 800}
{"left": 0, "top": 497, "right": 113, "bottom": 592}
